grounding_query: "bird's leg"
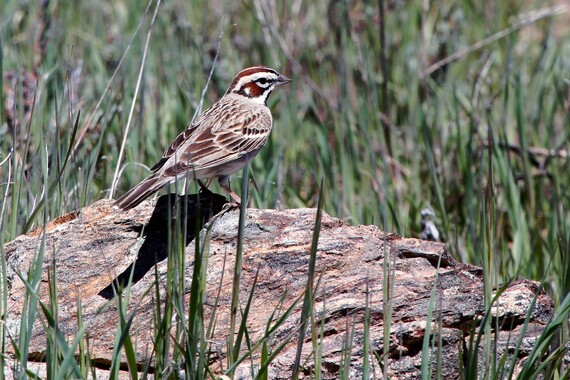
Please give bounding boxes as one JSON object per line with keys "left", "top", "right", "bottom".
{"left": 197, "top": 179, "right": 211, "bottom": 190}
{"left": 218, "top": 176, "right": 241, "bottom": 205}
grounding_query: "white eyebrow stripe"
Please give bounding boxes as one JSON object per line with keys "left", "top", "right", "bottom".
{"left": 234, "top": 72, "right": 279, "bottom": 90}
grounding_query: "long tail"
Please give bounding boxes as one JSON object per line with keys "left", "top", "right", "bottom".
{"left": 114, "top": 173, "right": 170, "bottom": 210}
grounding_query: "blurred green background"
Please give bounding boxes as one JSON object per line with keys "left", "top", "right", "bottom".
{"left": 1, "top": 0, "right": 568, "bottom": 301}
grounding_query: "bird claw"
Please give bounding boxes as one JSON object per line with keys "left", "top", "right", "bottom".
{"left": 221, "top": 202, "right": 241, "bottom": 213}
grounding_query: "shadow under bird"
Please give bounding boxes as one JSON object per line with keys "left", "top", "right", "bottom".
{"left": 114, "top": 66, "right": 291, "bottom": 210}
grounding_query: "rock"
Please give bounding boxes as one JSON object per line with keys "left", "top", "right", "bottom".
{"left": 2, "top": 192, "right": 555, "bottom": 379}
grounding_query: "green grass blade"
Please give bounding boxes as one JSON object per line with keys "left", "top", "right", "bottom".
{"left": 22, "top": 111, "right": 81, "bottom": 233}
{"left": 228, "top": 163, "right": 250, "bottom": 373}
{"left": 292, "top": 178, "right": 324, "bottom": 379}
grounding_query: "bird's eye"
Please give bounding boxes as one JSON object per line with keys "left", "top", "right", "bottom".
{"left": 256, "top": 78, "right": 269, "bottom": 86}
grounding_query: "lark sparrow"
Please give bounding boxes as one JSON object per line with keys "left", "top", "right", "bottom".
{"left": 114, "top": 66, "right": 291, "bottom": 210}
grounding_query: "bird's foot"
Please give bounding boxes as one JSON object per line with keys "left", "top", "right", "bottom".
{"left": 221, "top": 202, "right": 240, "bottom": 213}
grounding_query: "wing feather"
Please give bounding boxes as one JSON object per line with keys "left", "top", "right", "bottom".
{"left": 156, "top": 95, "right": 272, "bottom": 178}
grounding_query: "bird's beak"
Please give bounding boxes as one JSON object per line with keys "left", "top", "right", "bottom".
{"left": 277, "top": 74, "right": 292, "bottom": 85}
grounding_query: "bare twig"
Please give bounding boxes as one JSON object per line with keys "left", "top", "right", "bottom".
{"left": 193, "top": 25, "right": 233, "bottom": 121}
{"left": 109, "top": 0, "right": 162, "bottom": 199}
{"left": 252, "top": 0, "right": 337, "bottom": 111}
{"left": 0, "top": 149, "right": 13, "bottom": 229}
{"left": 421, "top": 4, "right": 568, "bottom": 78}
{"left": 72, "top": 0, "right": 154, "bottom": 157}
{"left": 486, "top": 142, "right": 570, "bottom": 160}
{"left": 378, "top": 0, "right": 392, "bottom": 157}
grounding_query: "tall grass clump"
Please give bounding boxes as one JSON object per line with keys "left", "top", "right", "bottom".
{"left": 0, "top": 0, "right": 569, "bottom": 378}
{"left": 1, "top": 0, "right": 568, "bottom": 294}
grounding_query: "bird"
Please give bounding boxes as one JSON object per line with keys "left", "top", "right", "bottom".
{"left": 420, "top": 208, "right": 440, "bottom": 242}
{"left": 114, "top": 66, "right": 291, "bottom": 210}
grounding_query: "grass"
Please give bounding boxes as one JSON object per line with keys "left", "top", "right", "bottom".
{"left": 1, "top": 0, "right": 569, "bottom": 378}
